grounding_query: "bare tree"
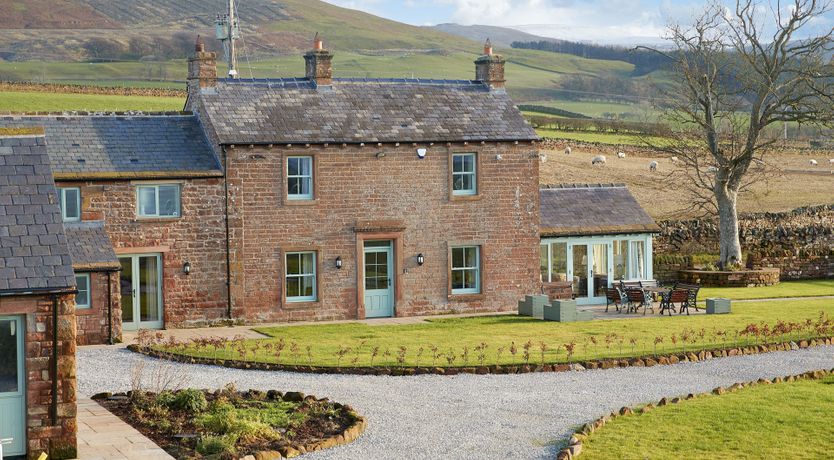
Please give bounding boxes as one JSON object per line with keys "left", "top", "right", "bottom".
{"left": 647, "top": 0, "right": 834, "bottom": 267}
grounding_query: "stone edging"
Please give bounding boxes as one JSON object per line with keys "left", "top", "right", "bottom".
{"left": 127, "top": 336, "right": 834, "bottom": 377}
{"left": 557, "top": 368, "right": 834, "bottom": 460}
{"left": 92, "top": 390, "right": 366, "bottom": 459}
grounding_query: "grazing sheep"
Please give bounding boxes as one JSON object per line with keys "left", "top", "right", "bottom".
{"left": 670, "top": 156, "right": 678, "bottom": 163}
{"left": 649, "top": 160, "right": 658, "bottom": 172}
{"left": 564, "top": 146, "right": 572, "bottom": 155}
{"left": 829, "top": 158, "right": 834, "bottom": 165}
{"left": 592, "top": 155, "right": 607, "bottom": 166}
{"left": 617, "top": 151, "right": 626, "bottom": 158}
{"left": 810, "top": 159, "right": 818, "bottom": 166}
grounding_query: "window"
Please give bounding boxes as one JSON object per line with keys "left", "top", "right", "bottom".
{"left": 613, "top": 240, "right": 630, "bottom": 280}
{"left": 630, "top": 241, "right": 646, "bottom": 279}
{"left": 136, "top": 184, "right": 180, "bottom": 217}
{"left": 540, "top": 242, "right": 568, "bottom": 283}
{"left": 285, "top": 251, "right": 316, "bottom": 302}
{"left": 59, "top": 187, "right": 81, "bottom": 222}
{"left": 75, "top": 274, "right": 90, "bottom": 309}
{"left": 452, "top": 153, "right": 477, "bottom": 196}
{"left": 287, "top": 156, "right": 313, "bottom": 200}
{"left": 451, "top": 246, "right": 481, "bottom": 294}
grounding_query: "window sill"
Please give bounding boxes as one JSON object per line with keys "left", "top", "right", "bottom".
{"left": 75, "top": 307, "right": 94, "bottom": 313}
{"left": 450, "top": 194, "right": 481, "bottom": 202}
{"left": 448, "top": 293, "right": 485, "bottom": 302}
{"left": 133, "top": 216, "right": 181, "bottom": 223}
{"left": 283, "top": 299, "right": 320, "bottom": 310}
{"left": 284, "top": 198, "right": 319, "bottom": 206}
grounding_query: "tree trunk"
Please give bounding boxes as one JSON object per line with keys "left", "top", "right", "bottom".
{"left": 715, "top": 184, "right": 742, "bottom": 268}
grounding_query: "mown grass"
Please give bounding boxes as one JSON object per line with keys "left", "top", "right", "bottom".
{"left": 536, "top": 127, "right": 671, "bottom": 146}
{"left": 580, "top": 376, "right": 834, "bottom": 459}
{"left": 701, "top": 280, "right": 834, "bottom": 301}
{"left": 0, "top": 91, "right": 184, "bottom": 112}
{"left": 161, "top": 298, "right": 834, "bottom": 368}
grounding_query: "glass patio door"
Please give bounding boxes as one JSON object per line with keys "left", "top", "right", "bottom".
{"left": 120, "top": 254, "right": 163, "bottom": 330}
{"left": 0, "top": 316, "right": 25, "bottom": 457}
{"left": 569, "top": 242, "right": 612, "bottom": 304}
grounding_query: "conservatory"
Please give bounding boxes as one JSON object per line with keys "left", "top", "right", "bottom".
{"left": 539, "top": 185, "right": 660, "bottom": 305}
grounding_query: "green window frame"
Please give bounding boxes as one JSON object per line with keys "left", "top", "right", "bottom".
{"left": 285, "top": 251, "right": 317, "bottom": 302}
{"left": 287, "top": 156, "right": 314, "bottom": 200}
{"left": 451, "top": 245, "right": 481, "bottom": 294}
{"left": 452, "top": 153, "right": 477, "bottom": 196}
{"left": 75, "top": 274, "right": 90, "bottom": 309}
{"left": 59, "top": 187, "right": 81, "bottom": 222}
{"left": 136, "top": 184, "right": 180, "bottom": 218}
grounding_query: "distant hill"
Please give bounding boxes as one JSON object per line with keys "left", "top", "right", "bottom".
{"left": 430, "top": 23, "right": 554, "bottom": 48}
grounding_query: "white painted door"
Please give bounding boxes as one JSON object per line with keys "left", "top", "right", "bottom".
{"left": 364, "top": 241, "right": 394, "bottom": 318}
{"left": 120, "top": 254, "right": 164, "bottom": 330}
{"left": 0, "top": 316, "right": 25, "bottom": 457}
{"left": 569, "top": 243, "right": 612, "bottom": 305}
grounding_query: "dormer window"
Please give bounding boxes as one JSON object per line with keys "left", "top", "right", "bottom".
{"left": 58, "top": 187, "right": 81, "bottom": 222}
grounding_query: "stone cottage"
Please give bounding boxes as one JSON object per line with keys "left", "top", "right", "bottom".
{"left": 0, "top": 129, "right": 77, "bottom": 459}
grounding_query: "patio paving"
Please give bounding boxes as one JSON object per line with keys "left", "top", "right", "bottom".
{"left": 77, "top": 397, "right": 172, "bottom": 460}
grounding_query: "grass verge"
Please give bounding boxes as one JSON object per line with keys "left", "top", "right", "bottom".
{"left": 580, "top": 375, "right": 834, "bottom": 459}
{"left": 700, "top": 280, "right": 834, "bottom": 301}
{"left": 0, "top": 90, "right": 184, "bottom": 112}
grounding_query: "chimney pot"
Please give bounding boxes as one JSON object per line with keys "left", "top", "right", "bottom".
{"left": 314, "top": 32, "right": 324, "bottom": 51}
{"left": 305, "top": 34, "right": 334, "bottom": 87}
{"left": 475, "top": 41, "right": 505, "bottom": 90}
{"left": 195, "top": 35, "right": 205, "bottom": 53}
{"left": 484, "top": 38, "right": 493, "bottom": 56}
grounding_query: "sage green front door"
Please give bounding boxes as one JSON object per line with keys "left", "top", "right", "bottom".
{"left": 364, "top": 240, "right": 394, "bottom": 318}
{"left": 0, "top": 316, "right": 25, "bottom": 457}
{"left": 120, "top": 254, "right": 164, "bottom": 330}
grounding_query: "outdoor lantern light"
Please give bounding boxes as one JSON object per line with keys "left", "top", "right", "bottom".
{"left": 183, "top": 261, "right": 191, "bottom": 275}
{"left": 335, "top": 256, "right": 343, "bottom": 269}
{"left": 417, "top": 253, "right": 424, "bottom": 266}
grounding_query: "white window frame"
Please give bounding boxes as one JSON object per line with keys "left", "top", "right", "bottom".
{"left": 451, "top": 153, "right": 477, "bottom": 196}
{"left": 285, "top": 251, "right": 317, "bottom": 302}
{"left": 59, "top": 187, "right": 81, "bottom": 222}
{"left": 136, "top": 184, "right": 180, "bottom": 218}
{"left": 287, "top": 156, "right": 314, "bottom": 200}
{"left": 451, "top": 245, "right": 481, "bottom": 294}
{"left": 75, "top": 273, "right": 91, "bottom": 309}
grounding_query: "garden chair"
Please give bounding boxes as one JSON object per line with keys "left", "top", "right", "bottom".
{"left": 659, "top": 289, "right": 689, "bottom": 316}
{"left": 604, "top": 286, "right": 626, "bottom": 313}
{"left": 625, "top": 288, "right": 653, "bottom": 315}
{"left": 621, "top": 280, "right": 641, "bottom": 290}
{"left": 640, "top": 279, "right": 659, "bottom": 288}
{"left": 675, "top": 283, "right": 701, "bottom": 315}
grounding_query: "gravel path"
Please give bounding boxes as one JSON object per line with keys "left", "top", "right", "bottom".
{"left": 78, "top": 345, "right": 834, "bottom": 460}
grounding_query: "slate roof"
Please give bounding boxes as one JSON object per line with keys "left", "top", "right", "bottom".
{"left": 0, "top": 115, "right": 222, "bottom": 179}
{"left": 198, "top": 78, "right": 539, "bottom": 144}
{"left": 540, "top": 184, "right": 660, "bottom": 237}
{"left": 63, "top": 221, "right": 120, "bottom": 272}
{"left": 0, "top": 134, "right": 76, "bottom": 294}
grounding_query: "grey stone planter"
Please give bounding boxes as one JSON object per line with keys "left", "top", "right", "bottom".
{"left": 706, "top": 298, "right": 732, "bottom": 314}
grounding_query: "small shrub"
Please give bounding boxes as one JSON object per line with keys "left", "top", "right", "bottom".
{"left": 170, "top": 389, "right": 208, "bottom": 414}
{"left": 196, "top": 434, "right": 237, "bottom": 456}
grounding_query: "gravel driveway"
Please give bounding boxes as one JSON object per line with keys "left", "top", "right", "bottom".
{"left": 78, "top": 345, "right": 834, "bottom": 459}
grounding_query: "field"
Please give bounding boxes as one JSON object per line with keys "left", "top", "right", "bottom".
{"left": 0, "top": 90, "right": 184, "bottom": 112}
{"left": 539, "top": 143, "right": 834, "bottom": 219}
{"left": 580, "top": 376, "right": 834, "bottom": 459}
{"left": 159, "top": 296, "right": 834, "bottom": 368}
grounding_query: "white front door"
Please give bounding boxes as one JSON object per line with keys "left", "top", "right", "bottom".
{"left": 364, "top": 241, "right": 394, "bottom": 318}
{"left": 120, "top": 254, "right": 164, "bottom": 330}
{"left": 0, "top": 316, "right": 25, "bottom": 457}
{"left": 569, "top": 243, "right": 612, "bottom": 305}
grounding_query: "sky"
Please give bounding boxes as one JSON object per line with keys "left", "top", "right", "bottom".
{"left": 323, "top": 0, "right": 834, "bottom": 45}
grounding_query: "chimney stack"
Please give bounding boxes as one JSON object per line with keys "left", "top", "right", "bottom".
{"left": 188, "top": 35, "right": 217, "bottom": 90}
{"left": 305, "top": 33, "right": 334, "bottom": 87}
{"left": 475, "top": 38, "right": 505, "bottom": 90}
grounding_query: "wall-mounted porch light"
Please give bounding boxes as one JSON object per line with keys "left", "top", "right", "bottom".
{"left": 183, "top": 261, "right": 192, "bottom": 275}
{"left": 417, "top": 253, "right": 424, "bottom": 266}
{"left": 335, "top": 256, "right": 343, "bottom": 269}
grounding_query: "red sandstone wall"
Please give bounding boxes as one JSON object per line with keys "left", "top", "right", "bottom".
{"left": 74, "top": 272, "right": 121, "bottom": 345}
{"left": 225, "top": 142, "right": 541, "bottom": 322}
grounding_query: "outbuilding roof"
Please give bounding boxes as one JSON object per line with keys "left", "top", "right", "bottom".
{"left": 63, "top": 221, "right": 120, "bottom": 272}
{"left": 0, "top": 132, "right": 76, "bottom": 294}
{"left": 0, "top": 114, "right": 222, "bottom": 179}
{"left": 539, "top": 184, "right": 660, "bottom": 237}
{"left": 198, "top": 78, "right": 539, "bottom": 144}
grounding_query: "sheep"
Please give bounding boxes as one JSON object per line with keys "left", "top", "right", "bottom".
{"left": 617, "top": 151, "right": 626, "bottom": 159}
{"left": 649, "top": 160, "right": 658, "bottom": 172}
{"left": 670, "top": 156, "right": 678, "bottom": 163}
{"left": 829, "top": 159, "right": 834, "bottom": 165}
{"left": 592, "top": 155, "right": 607, "bottom": 166}
{"left": 564, "top": 146, "right": 572, "bottom": 155}
{"left": 810, "top": 159, "right": 818, "bottom": 166}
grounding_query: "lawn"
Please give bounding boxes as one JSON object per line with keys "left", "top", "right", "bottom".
{"left": 700, "top": 280, "right": 834, "bottom": 301}
{"left": 536, "top": 127, "right": 671, "bottom": 146}
{"left": 0, "top": 91, "right": 184, "bottom": 112}
{"left": 160, "top": 298, "right": 834, "bottom": 368}
{"left": 580, "top": 375, "right": 834, "bottom": 459}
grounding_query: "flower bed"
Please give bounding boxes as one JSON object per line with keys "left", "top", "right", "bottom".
{"left": 92, "top": 387, "right": 365, "bottom": 459}
{"left": 678, "top": 268, "right": 780, "bottom": 287}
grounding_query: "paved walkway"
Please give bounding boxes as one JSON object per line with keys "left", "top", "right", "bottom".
{"left": 77, "top": 398, "right": 172, "bottom": 460}
{"left": 77, "top": 344, "right": 834, "bottom": 460}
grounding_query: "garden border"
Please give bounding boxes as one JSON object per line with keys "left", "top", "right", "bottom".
{"left": 91, "top": 389, "right": 367, "bottom": 459}
{"left": 127, "top": 336, "right": 834, "bottom": 377}
{"left": 558, "top": 367, "right": 834, "bottom": 460}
